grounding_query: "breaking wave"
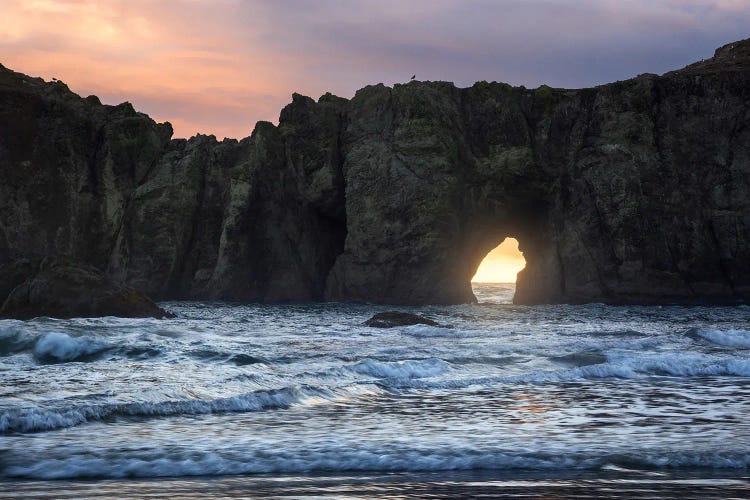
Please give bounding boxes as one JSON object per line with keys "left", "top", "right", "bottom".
{"left": 347, "top": 358, "right": 450, "bottom": 378}
{"left": 382, "top": 351, "right": 750, "bottom": 390}
{"left": 691, "top": 328, "right": 750, "bottom": 348}
{"left": 0, "top": 386, "right": 330, "bottom": 434}
{"left": 1, "top": 330, "right": 163, "bottom": 363}
{"left": 4, "top": 447, "right": 750, "bottom": 480}
{"left": 4, "top": 295, "right": 750, "bottom": 483}
{"left": 400, "top": 325, "right": 475, "bottom": 338}
{"left": 0, "top": 327, "right": 35, "bottom": 356}
{"left": 32, "top": 332, "right": 111, "bottom": 363}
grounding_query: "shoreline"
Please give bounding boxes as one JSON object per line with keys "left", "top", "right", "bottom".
{"left": 2, "top": 469, "right": 749, "bottom": 499}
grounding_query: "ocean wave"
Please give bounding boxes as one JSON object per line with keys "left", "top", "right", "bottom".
{"left": 547, "top": 351, "right": 750, "bottom": 381}
{"left": 557, "top": 329, "right": 648, "bottom": 338}
{"left": 0, "top": 386, "right": 328, "bottom": 434}
{"left": 4, "top": 447, "right": 749, "bottom": 479}
{"left": 382, "top": 351, "right": 750, "bottom": 390}
{"left": 690, "top": 328, "right": 750, "bottom": 348}
{"left": 0, "top": 328, "right": 35, "bottom": 356}
{"left": 187, "top": 349, "right": 264, "bottom": 365}
{"left": 33, "top": 332, "right": 111, "bottom": 364}
{"left": 348, "top": 358, "right": 450, "bottom": 378}
{"left": 121, "top": 346, "right": 163, "bottom": 360}
{"left": 549, "top": 351, "right": 608, "bottom": 367}
{"left": 519, "top": 351, "right": 750, "bottom": 382}
{"left": 1, "top": 330, "right": 163, "bottom": 363}
{"left": 400, "top": 325, "right": 473, "bottom": 338}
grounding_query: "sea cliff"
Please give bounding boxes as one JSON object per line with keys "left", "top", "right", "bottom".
{"left": 1, "top": 39, "right": 749, "bottom": 306}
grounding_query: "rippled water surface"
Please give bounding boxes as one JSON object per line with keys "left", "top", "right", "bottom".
{"left": 2, "top": 284, "right": 750, "bottom": 497}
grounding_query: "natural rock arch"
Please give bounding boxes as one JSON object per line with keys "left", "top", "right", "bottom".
{"left": 322, "top": 49, "right": 750, "bottom": 306}
{"left": 320, "top": 80, "right": 561, "bottom": 305}
{"left": 1, "top": 39, "right": 750, "bottom": 307}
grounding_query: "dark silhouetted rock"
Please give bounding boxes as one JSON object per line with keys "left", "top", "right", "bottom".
{"left": 0, "top": 259, "right": 173, "bottom": 320}
{"left": 364, "top": 311, "right": 440, "bottom": 328}
{"left": 1, "top": 38, "right": 750, "bottom": 307}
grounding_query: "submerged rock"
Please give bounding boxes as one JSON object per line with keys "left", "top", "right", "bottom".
{"left": 364, "top": 311, "right": 440, "bottom": 328}
{"left": 0, "top": 259, "right": 173, "bottom": 320}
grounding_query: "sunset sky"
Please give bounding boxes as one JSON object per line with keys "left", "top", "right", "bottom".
{"left": 472, "top": 238, "right": 526, "bottom": 283}
{"left": 2, "top": 0, "right": 748, "bottom": 139}
{"left": 2, "top": 0, "right": 747, "bottom": 281}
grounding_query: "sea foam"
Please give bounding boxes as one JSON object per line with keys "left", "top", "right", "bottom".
{"left": 381, "top": 351, "right": 750, "bottom": 390}
{"left": 4, "top": 446, "right": 750, "bottom": 480}
{"left": 348, "top": 358, "right": 450, "bottom": 378}
{"left": 32, "top": 332, "right": 110, "bottom": 363}
{"left": 692, "top": 328, "right": 750, "bottom": 348}
{"left": 0, "top": 386, "right": 327, "bottom": 434}
{"left": 507, "top": 351, "right": 750, "bottom": 383}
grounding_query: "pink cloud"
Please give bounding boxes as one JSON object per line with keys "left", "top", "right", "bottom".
{"left": 1, "top": 0, "right": 746, "bottom": 138}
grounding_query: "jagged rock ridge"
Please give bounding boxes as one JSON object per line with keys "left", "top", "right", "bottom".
{"left": 1, "top": 39, "right": 749, "bottom": 306}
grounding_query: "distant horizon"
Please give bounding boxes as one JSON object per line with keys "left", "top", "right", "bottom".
{"left": 2, "top": 1, "right": 748, "bottom": 139}
{"left": 472, "top": 238, "right": 526, "bottom": 283}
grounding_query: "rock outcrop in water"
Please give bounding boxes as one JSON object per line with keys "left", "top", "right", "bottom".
{"left": 1, "top": 39, "right": 749, "bottom": 306}
{"left": 0, "top": 259, "right": 172, "bottom": 319}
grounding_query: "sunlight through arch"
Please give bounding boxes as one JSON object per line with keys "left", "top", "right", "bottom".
{"left": 472, "top": 237, "right": 526, "bottom": 283}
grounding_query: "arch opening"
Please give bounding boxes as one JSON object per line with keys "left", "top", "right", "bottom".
{"left": 470, "top": 237, "right": 527, "bottom": 304}
{"left": 471, "top": 237, "right": 526, "bottom": 284}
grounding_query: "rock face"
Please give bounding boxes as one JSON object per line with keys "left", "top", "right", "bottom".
{"left": 1, "top": 39, "right": 749, "bottom": 306}
{"left": 0, "top": 259, "right": 172, "bottom": 319}
{"left": 364, "top": 312, "right": 440, "bottom": 328}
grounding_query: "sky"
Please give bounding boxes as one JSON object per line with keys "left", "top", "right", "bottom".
{"left": 1, "top": 0, "right": 748, "bottom": 140}
{"left": 472, "top": 238, "right": 526, "bottom": 283}
{"left": 2, "top": 1, "right": 747, "bottom": 281}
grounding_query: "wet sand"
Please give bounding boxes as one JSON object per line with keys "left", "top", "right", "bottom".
{"left": 3, "top": 470, "right": 749, "bottom": 499}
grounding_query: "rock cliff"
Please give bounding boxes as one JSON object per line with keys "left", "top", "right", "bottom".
{"left": 1, "top": 39, "right": 749, "bottom": 306}
{"left": 0, "top": 259, "right": 172, "bottom": 319}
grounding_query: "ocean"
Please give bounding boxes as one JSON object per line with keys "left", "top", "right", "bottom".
{"left": 1, "top": 283, "right": 749, "bottom": 498}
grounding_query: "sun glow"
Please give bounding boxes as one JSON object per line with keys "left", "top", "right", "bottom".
{"left": 472, "top": 238, "right": 526, "bottom": 283}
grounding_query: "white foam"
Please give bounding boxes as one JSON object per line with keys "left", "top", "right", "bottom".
{"left": 32, "top": 332, "right": 108, "bottom": 363}
{"left": 602, "top": 351, "right": 750, "bottom": 378}
{"left": 694, "top": 329, "right": 750, "bottom": 348}
{"left": 501, "top": 351, "right": 750, "bottom": 383}
{"left": 4, "top": 447, "right": 750, "bottom": 479}
{"left": 381, "top": 351, "right": 750, "bottom": 390}
{"left": 401, "top": 325, "right": 472, "bottom": 338}
{"left": 0, "top": 386, "right": 322, "bottom": 434}
{"left": 348, "top": 358, "right": 449, "bottom": 378}
{"left": 0, "top": 448, "right": 595, "bottom": 479}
